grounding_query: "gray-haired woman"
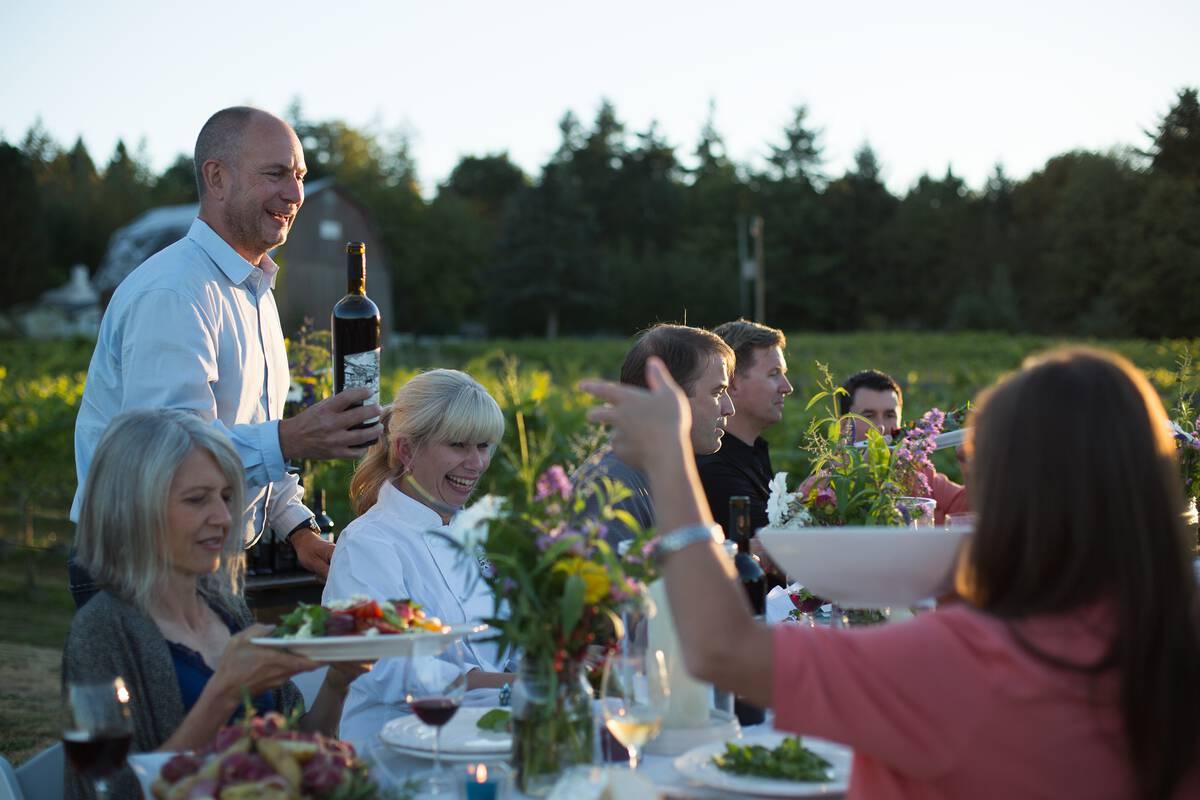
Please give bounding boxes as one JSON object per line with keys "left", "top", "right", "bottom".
{"left": 63, "top": 409, "right": 366, "bottom": 799}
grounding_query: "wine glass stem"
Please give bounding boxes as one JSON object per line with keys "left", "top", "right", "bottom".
{"left": 93, "top": 778, "right": 111, "bottom": 800}
{"left": 628, "top": 746, "right": 639, "bottom": 770}
{"left": 433, "top": 726, "right": 442, "bottom": 776}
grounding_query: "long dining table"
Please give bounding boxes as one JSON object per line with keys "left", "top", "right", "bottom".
{"left": 363, "top": 713, "right": 849, "bottom": 800}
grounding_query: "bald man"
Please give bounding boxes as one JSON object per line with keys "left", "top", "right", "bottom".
{"left": 69, "top": 107, "right": 382, "bottom": 605}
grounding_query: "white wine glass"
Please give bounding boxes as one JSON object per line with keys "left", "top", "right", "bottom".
{"left": 62, "top": 677, "right": 134, "bottom": 799}
{"left": 599, "top": 649, "right": 669, "bottom": 770}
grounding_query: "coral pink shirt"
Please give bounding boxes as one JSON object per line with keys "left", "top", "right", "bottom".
{"left": 925, "top": 468, "right": 968, "bottom": 526}
{"left": 771, "top": 604, "right": 1200, "bottom": 799}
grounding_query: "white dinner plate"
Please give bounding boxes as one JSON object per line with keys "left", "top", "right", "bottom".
{"left": 252, "top": 623, "right": 488, "bottom": 661}
{"left": 758, "top": 527, "right": 968, "bottom": 608}
{"left": 379, "top": 706, "right": 512, "bottom": 757}
{"left": 674, "top": 732, "right": 852, "bottom": 797}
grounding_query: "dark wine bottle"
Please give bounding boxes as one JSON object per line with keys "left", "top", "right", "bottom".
{"left": 729, "top": 495, "right": 767, "bottom": 726}
{"left": 331, "top": 241, "right": 381, "bottom": 428}
{"left": 313, "top": 489, "right": 336, "bottom": 543}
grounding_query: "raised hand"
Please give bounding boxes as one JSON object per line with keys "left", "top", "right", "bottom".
{"left": 278, "top": 387, "right": 384, "bottom": 461}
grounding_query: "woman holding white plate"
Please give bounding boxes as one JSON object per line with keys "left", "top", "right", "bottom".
{"left": 63, "top": 409, "right": 365, "bottom": 800}
{"left": 582, "top": 349, "right": 1200, "bottom": 799}
{"left": 325, "top": 369, "right": 513, "bottom": 746}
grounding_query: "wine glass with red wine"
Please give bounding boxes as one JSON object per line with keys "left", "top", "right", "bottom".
{"left": 62, "top": 677, "right": 134, "bottom": 799}
{"left": 405, "top": 639, "right": 468, "bottom": 794}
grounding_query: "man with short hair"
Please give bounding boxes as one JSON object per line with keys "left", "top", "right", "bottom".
{"left": 838, "top": 369, "right": 968, "bottom": 524}
{"left": 576, "top": 323, "right": 736, "bottom": 546}
{"left": 70, "top": 107, "right": 382, "bottom": 606}
{"left": 697, "top": 319, "right": 793, "bottom": 536}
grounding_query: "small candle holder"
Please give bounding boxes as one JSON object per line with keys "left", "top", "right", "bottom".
{"left": 459, "top": 761, "right": 510, "bottom": 800}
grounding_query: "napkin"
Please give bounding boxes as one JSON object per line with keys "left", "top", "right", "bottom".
{"left": 765, "top": 585, "right": 795, "bottom": 623}
{"left": 547, "top": 766, "right": 660, "bottom": 800}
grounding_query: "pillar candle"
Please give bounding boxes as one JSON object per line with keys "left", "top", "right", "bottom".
{"left": 646, "top": 579, "right": 710, "bottom": 728}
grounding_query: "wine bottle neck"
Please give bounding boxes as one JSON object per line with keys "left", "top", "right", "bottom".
{"left": 346, "top": 254, "right": 366, "bottom": 294}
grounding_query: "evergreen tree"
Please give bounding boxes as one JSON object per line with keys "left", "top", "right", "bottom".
{"left": 0, "top": 143, "right": 52, "bottom": 307}
{"left": 1146, "top": 87, "right": 1200, "bottom": 180}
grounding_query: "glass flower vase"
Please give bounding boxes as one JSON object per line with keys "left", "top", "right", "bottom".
{"left": 510, "top": 657, "right": 594, "bottom": 796}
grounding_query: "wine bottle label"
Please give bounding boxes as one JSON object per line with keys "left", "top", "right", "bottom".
{"left": 344, "top": 348, "right": 381, "bottom": 424}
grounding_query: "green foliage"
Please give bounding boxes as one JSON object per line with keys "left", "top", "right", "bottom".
{"left": 460, "top": 473, "right": 655, "bottom": 667}
{"left": 4, "top": 333, "right": 1200, "bottom": 546}
{"left": 6, "top": 88, "right": 1200, "bottom": 337}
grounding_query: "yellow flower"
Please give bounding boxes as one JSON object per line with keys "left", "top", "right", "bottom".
{"left": 553, "top": 558, "right": 610, "bottom": 604}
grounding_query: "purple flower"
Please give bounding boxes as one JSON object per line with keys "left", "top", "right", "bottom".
{"left": 535, "top": 465, "right": 572, "bottom": 502}
{"left": 609, "top": 577, "right": 645, "bottom": 603}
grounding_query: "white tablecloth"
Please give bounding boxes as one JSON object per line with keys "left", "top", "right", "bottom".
{"left": 365, "top": 717, "right": 848, "bottom": 799}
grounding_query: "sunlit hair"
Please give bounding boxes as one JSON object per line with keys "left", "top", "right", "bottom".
{"left": 836, "top": 369, "right": 902, "bottom": 417}
{"left": 620, "top": 323, "right": 735, "bottom": 395}
{"left": 961, "top": 347, "right": 1199, "bottom": 798}
{"left": 712, "top": 319, "right": 786, "bottom": 376}
{"left": 76, "top": 409, "right": 245, "bottom": 613}
{"left": 350, "top": 369, "right": 505, "bottom": 516}
{"left": 193, "top": 106, "right": 262, "bottom": 199}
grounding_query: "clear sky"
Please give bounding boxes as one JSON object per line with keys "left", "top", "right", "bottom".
{"left": 1, "top": 0, "right": 1196, "bottom": 196}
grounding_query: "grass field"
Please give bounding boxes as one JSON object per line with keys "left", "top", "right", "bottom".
{"left": 0, "top": 549, "right": 73, "bottom": 765}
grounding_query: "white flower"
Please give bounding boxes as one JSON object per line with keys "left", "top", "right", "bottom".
{"left": 766, "top": 471, "right": 812, "bottom": 530}
{"left": 451, "top": 494, "right": 507, "bottom": 551}
{"left": 767, "top": 472, "right": 793, "bottom": 527}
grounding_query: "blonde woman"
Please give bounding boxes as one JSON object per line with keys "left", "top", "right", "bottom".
{"left": 63, "top": 409, "right": 364, "bottom": 800}
{"left": 324, "top": 369, "right": 513, "bottom": 745}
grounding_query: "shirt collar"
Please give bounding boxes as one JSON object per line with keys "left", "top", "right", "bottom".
{"left": 186, "top": 218, "right": 280, "bottom": 291}
{"left": 378, "top": 479, "right": 453, "bottom": 530}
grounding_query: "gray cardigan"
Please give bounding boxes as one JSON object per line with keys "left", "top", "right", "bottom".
{"left": 61, "top": 590, "right": 304, "bottom": 800}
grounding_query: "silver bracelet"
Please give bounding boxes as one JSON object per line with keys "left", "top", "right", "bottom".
{"left": 654, "top": 523, "right": 724, "bottom": 565}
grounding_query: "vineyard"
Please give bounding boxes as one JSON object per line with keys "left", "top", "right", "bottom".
{"left": 3, "top": 331, "right": 1199, "bottom": 550}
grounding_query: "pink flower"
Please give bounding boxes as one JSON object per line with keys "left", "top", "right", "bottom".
{"left": 814, "top": 487, "right": 837, "bottom": 506}
{"left": 535, "top": 465, "right": 572, "bottom": 502}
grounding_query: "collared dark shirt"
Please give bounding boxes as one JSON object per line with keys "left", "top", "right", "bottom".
{"left": 697, "top": 434, "right": 775, "bottom": 537}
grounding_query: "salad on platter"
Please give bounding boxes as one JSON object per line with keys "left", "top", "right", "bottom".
{"left": 272, "top": 597, "right": 447, "bottom": 639}
{"left": 712, "top": 736, "right": 833, "bottom": 782}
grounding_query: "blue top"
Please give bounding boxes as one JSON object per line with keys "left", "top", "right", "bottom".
{"left": 166, "top": 603, "right": 275, "bottom": 720}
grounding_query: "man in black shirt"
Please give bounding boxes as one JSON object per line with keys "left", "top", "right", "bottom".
{"left": 697, "top": 320, "right": 793, "bottom": 535}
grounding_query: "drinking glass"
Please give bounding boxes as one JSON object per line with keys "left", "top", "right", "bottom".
{"left": 896, "top": 496, "right": 937, "bottom": 528}
{"left": 406, "top": 640, "right": 469, "bottom": 794}
{"left": 945, "top": 512, "right": 977, "bottom": 531}
{"left": 599, "top": 648, "right": 669, "bottom": 770}
{"left": 62, "top": 677, "right": 134, "bottom": 799}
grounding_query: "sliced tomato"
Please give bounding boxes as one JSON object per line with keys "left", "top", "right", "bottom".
{"left": 348, "top": 600, "right": 382, "bottom": 620}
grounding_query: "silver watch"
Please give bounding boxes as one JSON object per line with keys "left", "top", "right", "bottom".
{"left": 286, "top": 518, "right": 321, "bottom": 544}
{"left": 653, "top": 523, "right": 724, "bottom": 564}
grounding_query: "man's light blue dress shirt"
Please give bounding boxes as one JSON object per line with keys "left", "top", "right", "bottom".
{"left": 71, "top": 219, "right": 310, "bottom": 545}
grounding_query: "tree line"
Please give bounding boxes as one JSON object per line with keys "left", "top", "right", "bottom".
{"left": 1, "top": 89, "right": 1197, "bottom": 339}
